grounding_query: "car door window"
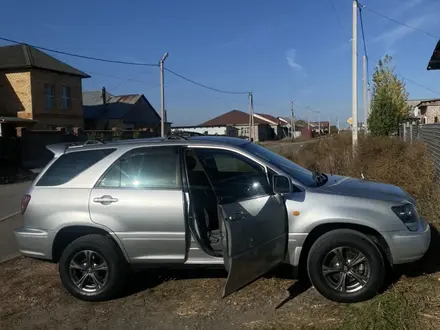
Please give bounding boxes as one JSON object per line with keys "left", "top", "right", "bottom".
{"left": 195, "top": 149, "right": 272, "bottom": 203}
{"left": 97, "top": 147, "right": 181, "bottom": 189}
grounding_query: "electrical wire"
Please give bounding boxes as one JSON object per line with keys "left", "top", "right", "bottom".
{"left": 362, "top": 5, "right": 440, "bottom": 40}
{"left": 328, "top": 0, "right": 350, "bottom": 42}
{"left": 399, "top": 74, "right": 440, "bottom": 95}
{"left": 0, "top": 35, "right": 251, "bottom": 96}
{"left": 357, "top": 3, "right": 371, "bottom": 88}
{"left": 164, "top": 67, "right": 249, "bottom": 95}
{"left": 0, "top": 36, "right": 159, "bottom": 67}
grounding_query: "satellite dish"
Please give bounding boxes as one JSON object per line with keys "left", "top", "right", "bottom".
{"left": 414, "top": 107, "right": 420, "bottom": 117}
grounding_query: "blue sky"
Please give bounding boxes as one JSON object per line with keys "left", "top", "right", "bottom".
{"left": 1, "top": 0, "right": 440, "bottom": 126}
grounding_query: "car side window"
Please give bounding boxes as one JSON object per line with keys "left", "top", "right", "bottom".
{"left": 37, "top": 148, "right": 116, "bottom": 186}
{"left": 195, "top": 149, "right": 272, "bottom": 202}
{"left": 97, "top": 147, "right": 181, "bottom": 189}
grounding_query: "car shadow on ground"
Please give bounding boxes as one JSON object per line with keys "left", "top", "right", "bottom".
{"left": 120, "top": 267, "right": 228, "bottom": 299}
{"left": 120, "top": 264, "right": 311, "bottom": 305}
{"left": 392, "top": 224, "right": 440, "bottom": 280}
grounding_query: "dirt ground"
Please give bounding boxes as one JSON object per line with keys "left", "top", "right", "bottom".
{"left": 0, "top": 257, "right": 350, "bottom": 330}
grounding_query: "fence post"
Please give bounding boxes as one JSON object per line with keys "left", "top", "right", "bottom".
{"left": 403, "top": 123, "right": 407, "bottom": 142}
{"left": 409, "top": 123, "right": 413, "bottom": 144}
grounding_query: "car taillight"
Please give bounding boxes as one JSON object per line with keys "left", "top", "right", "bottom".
{"left": 21, "top": 195, "right": 31, "bottom": 215}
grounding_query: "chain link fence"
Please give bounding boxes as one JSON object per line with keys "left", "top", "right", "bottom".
{"left": 401, "top": 122, "right": 440, "bottom": 176}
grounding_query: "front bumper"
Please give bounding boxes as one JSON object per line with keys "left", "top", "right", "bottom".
{"left": 382, "top": 218, "right": 431, "bottom": 265}
{"left": 14, "top": 227, "right": 53, "bottom": 260}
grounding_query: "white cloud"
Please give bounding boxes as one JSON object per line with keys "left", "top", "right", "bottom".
{"left": 286, "top": 49, "right": 306, "bottom": 76}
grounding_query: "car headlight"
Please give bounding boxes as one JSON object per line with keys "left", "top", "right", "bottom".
{"left": 391, "top": 204, "right": 420, "bottom": 231}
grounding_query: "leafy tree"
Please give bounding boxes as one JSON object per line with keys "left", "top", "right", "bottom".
{"left": 368, "top": 55, "right": 410, "bottom": 136}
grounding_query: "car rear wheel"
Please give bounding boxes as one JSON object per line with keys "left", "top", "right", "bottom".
{"left": 307, "top": 229, "right": 386, "bottom": 303}
{"left": 59, "top": 234, "right": 128, "bottom": 301}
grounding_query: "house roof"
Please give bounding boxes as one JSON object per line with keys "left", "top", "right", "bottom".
{"left": 407, "top": 98, "right": 439, "bottom": 108}
{"left": 255, "top": 113, "right": 280, "bottom": 124}
{"left": 83, "top": 90, "right": 114, "bottom": 106}
{"left": 416, "top": 99, "right": 440, "bottom": 107}
{"left": 201, "top": 110, "right": 267, "bottom": 126}
{"left": 310, "top": 121, "right": 330, "bottom": 128}
{"left": 0, "top": 44, "right": 90, "bottom": 78}
{"left": 427, "top": 40, "right": 440, "bottom": 70}
{"left": 83, "top": 93, "right": 161, "bottom": 123}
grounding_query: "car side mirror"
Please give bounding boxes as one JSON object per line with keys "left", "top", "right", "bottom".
{"left": 272, "top": 175, "right": 291, "bottom": 194}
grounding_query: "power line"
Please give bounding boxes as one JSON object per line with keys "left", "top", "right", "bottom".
{"left": 399, "top": 74, "right": 440, "bottom": 95}
{"left": 328, "top": 0, "right": 350, "bottom": 42}
{"left": 357, "top": 3, "right": 371, "bottom": 88}
{"left": 164, "top": 67, "right": 249, "bottom": 95}
{"left": 362, "top": 5, "right": 440, "bottom": 40}
{"left": 0, "top": 36, "right": 159, "bottom": 67}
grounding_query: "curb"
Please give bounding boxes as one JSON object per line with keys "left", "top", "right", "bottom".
{"left": 0, "top": 211, "right": 20, "bottom": 223}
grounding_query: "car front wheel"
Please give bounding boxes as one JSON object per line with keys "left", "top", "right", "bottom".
{"left": 307, "top": 229, "right": 386, "bottom": 303}
{"left": 59, "top": 234, "right": 128, "bottom": 301}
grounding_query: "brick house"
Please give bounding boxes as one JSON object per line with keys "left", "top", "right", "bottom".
{"left": 0, "top": 44, "right": 90, "bottom": 129}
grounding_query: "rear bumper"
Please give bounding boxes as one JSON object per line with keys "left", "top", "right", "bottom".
{"left": 14, "top": 227, "right": 53, "bottom": 260}
{"left": 382, "top": 218, "right": 431, "bottom": 265}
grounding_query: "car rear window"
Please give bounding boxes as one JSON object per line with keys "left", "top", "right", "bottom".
{"left": 36, "top": 148, "right": 116, "bottom": 186}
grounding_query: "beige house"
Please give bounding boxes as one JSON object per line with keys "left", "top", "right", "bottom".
{"left": 0, "top": 44, "right": 90, "bottom": 129}
{"left": 415, "top": 99, "right": 440, "bottom": 124}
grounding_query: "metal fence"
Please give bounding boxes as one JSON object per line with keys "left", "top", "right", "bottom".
{"left": 401, "top": 123, "right": 440, "bottom": 175}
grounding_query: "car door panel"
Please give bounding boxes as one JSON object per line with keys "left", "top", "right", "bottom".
{"left": 88, "top": 146, "right": 187, "bottom": 264}
{"left": 219, "top": 195, "right": 287, "bottom": 297}
{"left": 89, "top": 188, "right": 186, "bottom": 262}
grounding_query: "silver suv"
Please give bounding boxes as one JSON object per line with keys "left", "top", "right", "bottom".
{"left": 14, "top": 136, "right": 431, "bottom": 303}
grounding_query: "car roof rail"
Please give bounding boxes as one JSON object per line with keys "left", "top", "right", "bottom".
{"left": 164, "top": 134, "right": 188, "bottom": 141}
{"left": 68, "top": 139, "right": 105, "bottom": 148}
{"left": 46, "top": 140, "right": 105, "bottom": 156}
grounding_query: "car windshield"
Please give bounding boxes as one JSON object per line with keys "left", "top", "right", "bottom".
{"left": 241, "top": 142, "right": 318, "bottom": 187}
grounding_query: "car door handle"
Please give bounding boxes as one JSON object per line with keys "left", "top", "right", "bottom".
{"left": 93, "top": 195, "right": 118, "bottom": 205}
{"left": 228, "top": 212, "right": 246, "bottom": 222}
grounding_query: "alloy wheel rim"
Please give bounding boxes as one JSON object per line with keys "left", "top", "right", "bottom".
{"left": 321, "top": 246, "right": 371, "bottom": 293}
{"left": 69, "top": 250, "right": 109, "bottom": 293}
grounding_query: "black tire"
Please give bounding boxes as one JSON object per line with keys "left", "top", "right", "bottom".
{"left": 59, "top": 234, "right": 128, "bottom": 302}
{"left": 307, "top": 229, "right": 386, "bottom": 303}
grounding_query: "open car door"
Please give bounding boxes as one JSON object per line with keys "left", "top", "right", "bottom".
{"left": 219, "top": 194, "right": 288, "bottom": 297}
{"left": 192, "top": 147, "right": 288, "bottom": 298}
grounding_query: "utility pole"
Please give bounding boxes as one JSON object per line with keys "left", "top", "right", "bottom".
{"left": 318, "top": 111, "right": 321, "bottom": 136}
{"left": 363, "top": 54, "right": 368, "bottom": 133}
{"left": 329, "top": 115, "right": 331, "bottom": 135}
{"left": 337, "top": 115, "right": 340, "bottom": 133}
{"left": 352, "top": 0, "right": 358, "bottom": 149}
{"left": 307, "top": 107, "right": 310, "bottom": 129}
{"left": 290, "top": 101, "right": 294, "bottom": 139}
{"left": 159, "top": 52, "right": 169, "bottom": 137}
{"left": 248, "top": 92, "right": 254, "bottom": 141}
{"left": 367, "top": 83, "right": 371, "bottom": 117}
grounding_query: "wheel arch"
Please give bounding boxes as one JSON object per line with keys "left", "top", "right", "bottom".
{"left": 51, "top": 225, "right": 129, "bottom": 263}
{"left": 297, "top": 222, "right": 392, "bottom": 279}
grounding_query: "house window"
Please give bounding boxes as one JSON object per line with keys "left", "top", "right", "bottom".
{"left": 435, "top": 117, "right": 439, "bottom": 123}
{"left": 61, "top": 86, "right": 71, "bottom": 109}
{"left": 44, "top": 84, "right": 54, "bottom": 110}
